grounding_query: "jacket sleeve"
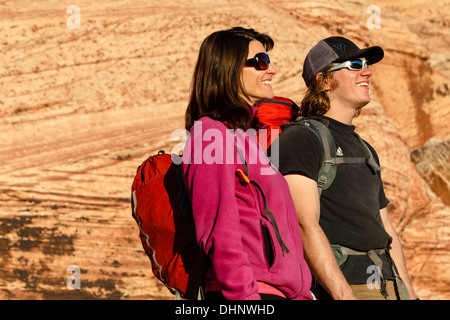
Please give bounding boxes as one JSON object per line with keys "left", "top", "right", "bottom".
{"left": 182, "top": 120, "right": 261, "bottom": 300}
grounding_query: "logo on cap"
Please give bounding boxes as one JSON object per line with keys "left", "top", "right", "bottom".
{"left": 330, "top": 43, "right": 346, "bottom": 53}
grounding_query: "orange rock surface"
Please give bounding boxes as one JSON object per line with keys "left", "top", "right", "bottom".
{"left": 0, "top": 0, "right": 449, "bottom": 300}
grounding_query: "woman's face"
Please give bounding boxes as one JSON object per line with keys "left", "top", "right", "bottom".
{"left": 241, "top": 40, "right": 277, "bottom": 105}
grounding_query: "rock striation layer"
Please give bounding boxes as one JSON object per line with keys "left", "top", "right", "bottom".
{"left": 0, "top": 0, "right": 449, "bottom": 300}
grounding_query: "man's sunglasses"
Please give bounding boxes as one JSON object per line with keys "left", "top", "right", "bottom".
{"left": 329, "top": 59, "right": 370, "bottom": 72}
{"left": 245, "top": 52, "right": 271, "bottom": 70}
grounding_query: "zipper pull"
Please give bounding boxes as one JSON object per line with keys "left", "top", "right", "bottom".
{"left": 236, "top": 169, "right": 250, "bottom": 186}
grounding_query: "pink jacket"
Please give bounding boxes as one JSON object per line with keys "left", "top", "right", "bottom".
{"left": 182, "top": 116, "right": 312, "bottom": 300}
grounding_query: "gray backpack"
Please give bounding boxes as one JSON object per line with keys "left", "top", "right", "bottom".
{"left": 282, "top": 117, "right": 381, "bottom": 196}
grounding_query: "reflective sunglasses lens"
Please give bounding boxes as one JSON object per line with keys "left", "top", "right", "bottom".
{"left": 256, "top": 53, "right": 270, "bottom": 70}
{"left": 349, "top": 59, "right": 369, "bottom": 70}
{"left": 349, "top": 59, "right": 364, "bottom": 70}
{"left": 245, "top": 53, "right": 270, "bottom": 70}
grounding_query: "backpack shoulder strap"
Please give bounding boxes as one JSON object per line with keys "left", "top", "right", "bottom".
{"left": 283, "top": 117, "right": 337, "bottom": 196}
{"left": 354, "top": 133, "right": 381, "bottom": 174}
{"left": 332, "top": 134, "right": 381, "bottom": 174}
{"left": 302, "top": 118, "right": 338, "bottom": 196}
{"left": 282, "top": 117, "right": 381, "bottom": 196}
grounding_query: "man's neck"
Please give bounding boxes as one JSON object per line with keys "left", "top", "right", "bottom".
{"left": 324, "top": 104, "right": 357, "bottom": 125}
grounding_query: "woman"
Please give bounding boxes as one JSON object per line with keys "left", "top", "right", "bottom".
{"left": 182, "top": 27, "right": 313, "bottom": 300}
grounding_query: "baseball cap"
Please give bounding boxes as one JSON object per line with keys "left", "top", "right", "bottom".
{"left": 302, "top": 36, "right": 384, "bottom": 86}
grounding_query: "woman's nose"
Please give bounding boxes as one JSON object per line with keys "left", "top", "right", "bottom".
{"left": 267, "top": 63, "right": 277, "bottom": 75}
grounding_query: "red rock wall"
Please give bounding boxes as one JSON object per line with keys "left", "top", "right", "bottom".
{"left": 0, "top": 0, "right": 449, "bottom": 300}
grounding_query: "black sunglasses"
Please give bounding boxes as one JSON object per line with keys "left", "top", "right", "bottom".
{"left": 245, "top": 52, "right": 270, "bottom": 70}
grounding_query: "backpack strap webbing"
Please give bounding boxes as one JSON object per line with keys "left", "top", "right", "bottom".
{"left": 310, "top": 120, "right": 336, "bottom": 196}
{"left": 283, "top": 117, "right": 381, "bottom": 196}
{"left": 333, "top": 245, "right": 411, "bottom": 300}
{"left": 284, "top": 118, "right": 337, "bottom": 196}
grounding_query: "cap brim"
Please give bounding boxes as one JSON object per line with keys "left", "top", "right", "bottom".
{"left": 335, "top": 46, "right": 384, "bottom": 65}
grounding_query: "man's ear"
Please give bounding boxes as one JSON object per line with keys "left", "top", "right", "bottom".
{"left": 315, "top": 72, "right": 323, "bottom": 82}
{"left": 316, "top": 72, "right": 331, "bottom": 91}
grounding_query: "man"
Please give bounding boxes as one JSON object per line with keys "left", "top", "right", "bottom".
{"left": 278, "top": 37, "right": 417, "bottom": 300}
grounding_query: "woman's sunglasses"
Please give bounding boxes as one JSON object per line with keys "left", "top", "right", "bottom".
{"left": 329, "top": 58, "right": 370, "bottom": 72}
{"left": 245, "top": 52, "right": 270, "bottom": 70}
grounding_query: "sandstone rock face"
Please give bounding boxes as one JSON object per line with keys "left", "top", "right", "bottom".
{"left": 411, "top": 139, "right": 450, "bottom": 207}
{"left": 0, "top": 0, "right": 448, "bottom": 300}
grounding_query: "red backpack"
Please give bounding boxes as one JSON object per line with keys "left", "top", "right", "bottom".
{"left": 254, "top": 96, "right": 299, "bottom": 151}
{"left": 131, "top": 151, "right": 206, "bottom": 300}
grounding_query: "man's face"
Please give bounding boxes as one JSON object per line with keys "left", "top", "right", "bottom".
{"left": 328, "top": 58, "right": 373, "bottom": 110}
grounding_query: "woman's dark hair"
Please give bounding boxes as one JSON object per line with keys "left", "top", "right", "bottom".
{"left": 185, "top": 27, "right": 274, "bottom": 130}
